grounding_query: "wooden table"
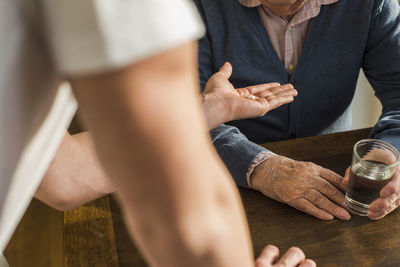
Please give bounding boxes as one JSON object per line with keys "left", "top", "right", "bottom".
{"left": 6, "top": 128, "right": 400, "bottom": 266}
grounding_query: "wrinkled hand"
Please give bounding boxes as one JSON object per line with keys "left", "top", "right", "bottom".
{"left": 251, "top": 155, "right": 351, "bottom": 220}
{"left": 202, "top": 62, "right": 297, "bottom": 130}
{"left": 255, "top": 245, "right": 316, "bottom": 267}
{"left": 343, "top": 167, "right": 400, "bottom": 220}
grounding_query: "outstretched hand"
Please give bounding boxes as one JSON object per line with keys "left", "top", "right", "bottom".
{"left": 202, "top": 62, "right": 297, "bottom": 130}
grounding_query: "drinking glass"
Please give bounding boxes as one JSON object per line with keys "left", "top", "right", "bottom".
{"left": 345, "top": 139, "right": 399, "bottom": 216}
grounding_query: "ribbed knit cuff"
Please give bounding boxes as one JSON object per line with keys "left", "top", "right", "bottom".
{"left": 246, "top": 151, "right": 277, "bottom": 188}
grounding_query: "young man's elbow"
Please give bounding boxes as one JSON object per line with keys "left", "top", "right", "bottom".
{"left": 35, "top": 192, "right": 79, "bottom": 211}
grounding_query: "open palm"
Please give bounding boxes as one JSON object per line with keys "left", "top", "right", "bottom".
{"left": 202, "top": 62, "right": 297, "bottom": 129}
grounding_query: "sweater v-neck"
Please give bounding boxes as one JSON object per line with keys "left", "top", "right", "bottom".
{"left": 247, "top": 5, "right": 324, "bottom": 84}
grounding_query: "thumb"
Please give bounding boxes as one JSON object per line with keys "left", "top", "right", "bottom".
{"left": 343, "top": 167, "right": 350, "bottom": 186}
{"left": 218, "top": 62, "right": 232, "bottom": 79}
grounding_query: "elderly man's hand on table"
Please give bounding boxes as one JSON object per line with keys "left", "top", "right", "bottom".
{"left": 251, "top": 155, "right": 351, "bottom": 220}
{"left": 202, "top": 62, "right": 297, "bottom": 130}
{"left": 343, "top": 167, "right": 400, "bottom": 220}
{"left": 255, "top": 245, "right": 316, "bottom": 267}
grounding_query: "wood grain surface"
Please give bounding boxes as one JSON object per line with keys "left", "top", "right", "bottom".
{"left": 108, "top": 128, "right": 400, "bottom": 266}
{"left": 8, "top": 128, "right": 400, "bottom": 267}
{"left": 4, "top": 199, "right": 63, "bottom": 267}
{"left": 63, "top": 197, "right": 119, "bottom": 267}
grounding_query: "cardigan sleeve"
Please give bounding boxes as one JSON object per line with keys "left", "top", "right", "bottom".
{"left": 209, "top": 125, "right": 269, "bottom": 188}
{"left": 194, "top": 0, "right": 269, "bottom": 188}
{"left": 363, "top": 0, "right": 400, "bottom": 151}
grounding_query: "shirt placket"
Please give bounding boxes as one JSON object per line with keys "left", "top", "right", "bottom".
{"left": 283, "top": 19, "right": 296, "bottom": 74}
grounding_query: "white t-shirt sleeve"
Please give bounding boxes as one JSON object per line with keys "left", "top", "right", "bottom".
{"left": 41, "top": 0, "right": 205, "bottom": 76}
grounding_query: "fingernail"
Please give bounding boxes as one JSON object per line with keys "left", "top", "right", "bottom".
{"left": 370, "top": 205, "right": 380, "bottom": 212}
{"left": 368, "top": 212, "right": 376, "bottom": 220}
{"left": 381, "top": 188, "right": 391, "bottom": 197}
{"left": 341, "top": 211, "right": 351, "bottom": 220}
{"left": 368, "top": 212, "right": 381, "bottom": 220}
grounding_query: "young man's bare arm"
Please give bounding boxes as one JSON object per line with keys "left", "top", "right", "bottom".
{"left": 35, "top": 131, "right": 113, "bottom": 210}
{"left": 66, "top": 41, "right": 254, "bottom": 267}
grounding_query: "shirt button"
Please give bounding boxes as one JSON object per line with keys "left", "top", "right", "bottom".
{"left": 288, "top": 64, "right": 295, "bottom": 74}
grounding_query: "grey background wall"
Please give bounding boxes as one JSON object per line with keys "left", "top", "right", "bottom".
{"left": 351, "top": 71, "right": 381, "bottom": 130}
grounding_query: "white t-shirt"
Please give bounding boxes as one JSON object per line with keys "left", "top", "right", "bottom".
{"left": 0, "top": 0, "right": 204, "bottom": 253}
{"left": 0, "top": 254, "right": 8, "bottom": 267}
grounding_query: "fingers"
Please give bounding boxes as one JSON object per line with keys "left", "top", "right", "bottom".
{"left": 319, "top": 167, "right": 347, "bottom": 192}
{"left": 256, "top": 246, "right": 314, "bottom": 267}
{"left": 300, "top": 259, "right": 317, "bottom": 267}
{"left": 275, "top": 247, "right": 306, "bottom": 266}
{"left": 368, "top": 170, "right": 400, "bottom": 220}
{"left": 381, "top": 168, "right": 400, "bottom": 197}
{"left": 246, "top": 82, "right": 283, "bottom": 95}
{"left": 314, "top": 167, "right": 351, "bottom": 219}
{"left": 238, "top": 84, "right": 297, "bottom": 114}
{"left": 343, "top": 167, "right": 350, "bottom": 186}
{"left": 368, "top": 194, "right": 399, "bottom": 219}
{"left": 255, "top": 245, "right": 280, "bottom": 267}
{"left": 291, "top": 170, "right": 351, "bottom": 220}
{"left": 264, "top": 95, "right": 295, "bottom": 110}
{"left": 289, "top": 198, "right": 335, "bottom": 220}
{"left": 380, "top": 181, "right": 397, "bottom": 198}
{"left": 313, "top": 174, "right": 347, "bottom": 208}
{"left": 260, "top": 84, "right": 297, "bottom": 110}
{"left": 256, "top": 84, "right": 297, "bottom": 98}
{"left": 305, "top": 188, "right": 350, "bottom": 220}
{"left": 217, "top": 62, "right": 232, "bottom": 79}
{"left": 240, "top": 89, "right": 296, "bottom": 116}
{"left": 273, "top": 87, "right": 298, "bottom": 97}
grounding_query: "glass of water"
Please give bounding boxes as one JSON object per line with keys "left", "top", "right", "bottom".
{"left": 345, "top": 139, "right": 399, "bottom": 216}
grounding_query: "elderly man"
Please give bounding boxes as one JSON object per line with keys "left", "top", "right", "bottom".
{"left": 194, "top": 0, "right": 400, "bottom": 220}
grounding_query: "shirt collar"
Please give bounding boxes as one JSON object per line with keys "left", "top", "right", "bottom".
{"left": 239, "top": 0, "right": 339, "bottom": 9}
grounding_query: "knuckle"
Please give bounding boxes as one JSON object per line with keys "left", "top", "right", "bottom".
{"left": 288, "top": 198, "right": 303, "bottom": 209}
{"left": 326, "top": 188, "right": 341, "bottom": 199}
{"left": 303, "top": 162, "right": 316, "bottom": 172}
{"left": 289, "top": 246, "right": 304, "bottom": 256}
{"left": 277, "top": 260, "right": 289, "bottom": 267}
{"left": 305, "top": 161, "right": 315, "bottom": 168}
{"left": 384, "top": 205, "right": 393, "bottom": 214}
{"left": 310, "top": 192, "right": 324, "bottom": 205}
{"left": 388, "top": 180, "right": 397, "bottom": 188}
{"left": 284, "top": 187, "right": 305, "bottom": 202}
{"left": 254, "top": 259, "right": 267, "bottom": 267}
{"left": 304, "top": 188, "right": 314, "bottom": 198}
{"left": 265, "top": 244, "right": 279, "bottom": 253}
{"left": 390, "top": 200, "right": 398, "bottom": 209}
{"left": 304, "top": 259, "right": 317, "bottom": 267}
{"left": 379, "top": 202, "right": 389, "bottom": 211}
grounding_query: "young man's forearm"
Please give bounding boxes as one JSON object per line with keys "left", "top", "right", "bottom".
{"left": 35, "top": 131, "right": 113, "bottom": 210}
{"left": 68, "top": 41, "right": 254, "bottom": 267}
